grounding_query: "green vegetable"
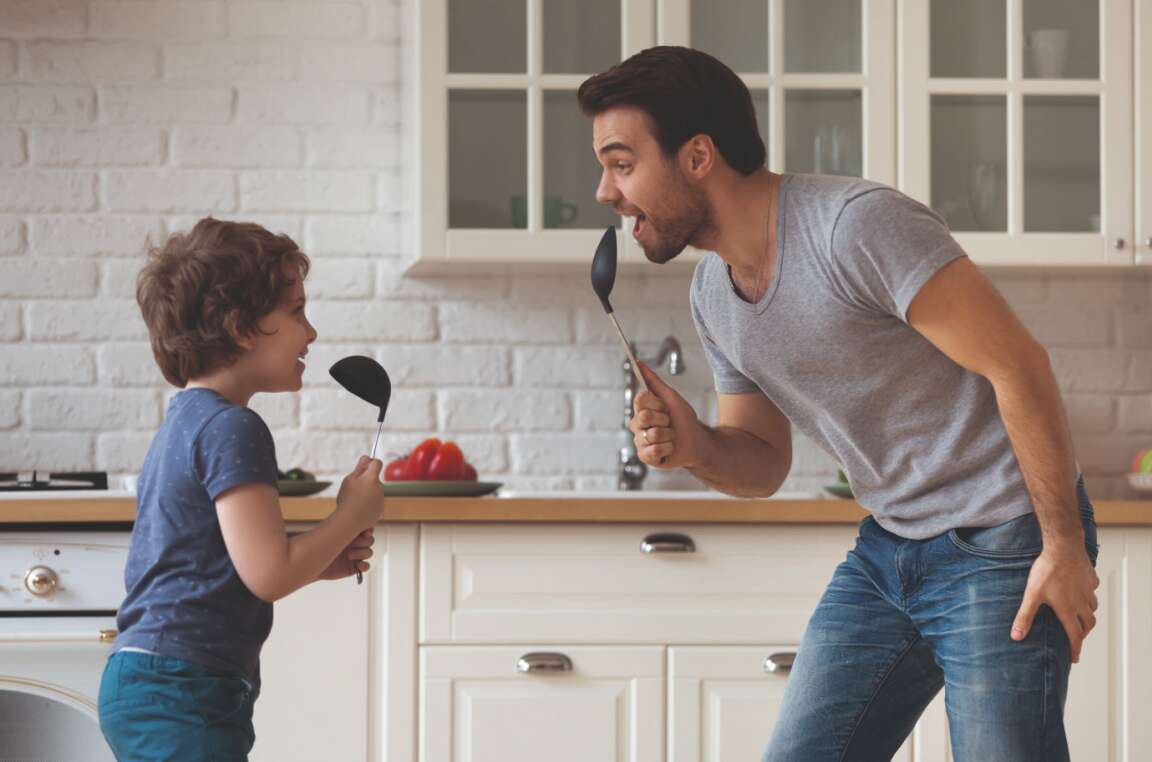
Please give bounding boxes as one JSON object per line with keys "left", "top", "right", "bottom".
{"left": 278, "top": 467, "right": 314, "bottom": 481}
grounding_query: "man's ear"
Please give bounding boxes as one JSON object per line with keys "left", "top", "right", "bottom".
{"left": 682, "top": 135, "right": 716, "bottom": 178}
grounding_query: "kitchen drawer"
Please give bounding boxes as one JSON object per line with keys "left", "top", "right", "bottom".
{"left": 420, "top": 523, "right": 858, "bottom": 643}
{"left": 421, "top": 645, "right": 664, "bottom": 762}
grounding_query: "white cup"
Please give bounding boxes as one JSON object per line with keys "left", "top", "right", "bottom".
{"left": 1027, "top": 28, "right": 1070, "bottom": 78}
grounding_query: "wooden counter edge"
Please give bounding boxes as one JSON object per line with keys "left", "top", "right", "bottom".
{"left": 2, "top": 497, "right": 1151, "bottom": 525}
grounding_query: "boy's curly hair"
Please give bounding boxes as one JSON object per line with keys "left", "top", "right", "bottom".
{"left": 137, "top": 218, "right": 311, "bottom": 387}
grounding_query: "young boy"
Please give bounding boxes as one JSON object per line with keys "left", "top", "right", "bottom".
{"left": 98, "top": 218, "right": 385, "bottom": 760}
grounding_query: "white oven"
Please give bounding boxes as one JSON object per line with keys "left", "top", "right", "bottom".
{"left": 0, "top": 530, "right": 129, "bottom": 761}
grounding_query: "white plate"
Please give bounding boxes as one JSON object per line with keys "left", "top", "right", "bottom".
{"left": 381, "top": 481, "right": 502, "bottom": 497}
{"left": 1127, "top": 473, "right": 1152, "bottom": 492}
{"left": 277, "top": 479, "right": 332, "bottom": 497}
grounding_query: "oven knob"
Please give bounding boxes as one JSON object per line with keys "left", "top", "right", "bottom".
{"left": 24, "top": 566, "right": 59, "bottom": 597}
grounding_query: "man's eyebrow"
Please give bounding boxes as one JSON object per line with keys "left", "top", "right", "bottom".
{"left": 598, "top": 142, "right": 634, "bottom": 156}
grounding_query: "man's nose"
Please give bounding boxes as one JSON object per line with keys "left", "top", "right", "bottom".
{"left": 595, "top": 168, "right": 619, "bottom": 206}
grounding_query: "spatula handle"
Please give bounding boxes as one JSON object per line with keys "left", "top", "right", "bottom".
{"left": 607, "top": 313, "right": 648, "bottom": 393}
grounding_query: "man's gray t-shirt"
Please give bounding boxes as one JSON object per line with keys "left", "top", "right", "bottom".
{"left": 690, "top": 173, "right": 1032, "bottom": 539}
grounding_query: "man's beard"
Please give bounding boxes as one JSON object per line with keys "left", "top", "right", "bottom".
{"left": 638, "top": 179, "right": 712, "bottom": 264}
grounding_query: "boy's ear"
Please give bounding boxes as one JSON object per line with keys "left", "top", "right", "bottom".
{"left": 225, "top": 310, "right": 253, "bottom": 350}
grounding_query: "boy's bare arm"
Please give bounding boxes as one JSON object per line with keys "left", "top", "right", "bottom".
{"left": 215, "top": 459, "right": 384, "bottom": 602}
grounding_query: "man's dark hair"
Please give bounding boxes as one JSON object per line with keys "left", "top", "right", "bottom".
{"left": 136, "top": 218, "right": 310, "bottom": 387}
{"left": 577, "top": 46, "right": 766, "bottom": 175}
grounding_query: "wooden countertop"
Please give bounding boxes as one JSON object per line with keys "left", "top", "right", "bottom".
{"left": 2, "top": 496, "right": 1152, "bottom": 525}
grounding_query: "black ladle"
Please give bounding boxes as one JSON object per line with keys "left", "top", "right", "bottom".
{"left": 590, "top": 225, "right": 648, "bottom": 393}
{"left": 329, "top": 355, "right": 392, "bottom": 458}
{"left": 329, "top": 355, "right": 392, "bottom": 585}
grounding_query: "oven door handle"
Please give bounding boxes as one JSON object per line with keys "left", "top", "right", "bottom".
{"left": 0, "top": 628, "right": 117, "bottom": 643}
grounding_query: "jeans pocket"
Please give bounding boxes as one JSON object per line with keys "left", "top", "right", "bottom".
{"left": 948, "top": 512, "right": 1044, "bottom": 559}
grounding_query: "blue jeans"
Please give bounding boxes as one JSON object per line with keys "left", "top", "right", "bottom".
{"left": 98, "top": 651, "right": 258, "bottom": 761}
{"left": 765, "top": 478, "right": 1099, "bottom": 762}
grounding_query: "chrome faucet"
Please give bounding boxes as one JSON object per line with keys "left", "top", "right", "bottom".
{"left": 619, "top": 336, "right": 684, "bottom": 490}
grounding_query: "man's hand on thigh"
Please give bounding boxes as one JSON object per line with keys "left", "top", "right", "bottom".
{"left": 1011, "top": 546, "right": 1100, "bottom": 662}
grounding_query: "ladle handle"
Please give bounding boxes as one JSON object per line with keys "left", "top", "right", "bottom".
{"left": 608, "top": 313, "right": 648, "bottom": 393}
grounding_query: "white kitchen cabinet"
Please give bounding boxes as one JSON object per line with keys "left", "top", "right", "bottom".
{"left": 405, "top": 0, "right": 655, "bottom": 271}
{"left": 408, "top": 0, "right": 1149, "bottom": 269}
{"left": 668, "top": 645, "right": 921, "bottom": 761}
{"left": 658, "top": 0, "right": 895, "bottom": 184}
{"left": 251, "top": 525, "right": 418, "bottom": 762}
{"left": 420, "top": 645, "right": 665, "bottom": 762}
{"left": 900, "top": 0, "right": 1136, "bottom": 265}
{"left": 1138, "top": 0, "right": 1152, "bottom": 265}
{"left": 419, "top": 523, "right": 1152, "bottom": 761}
{"left": 405, "top": 0, "right": 892, "bottom": 272}
{"left": 668, "top": 646, "right": 796, "bottom": 762}
{"left": 254, "top": 521, "right": 1151, "bottom": 760}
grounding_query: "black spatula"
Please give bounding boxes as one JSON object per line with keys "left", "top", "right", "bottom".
{"left": 329, "top": 355, "right": 392, "bottom": 585}
{"left": 590, "top": 225, "right": 648, "bottom": 393}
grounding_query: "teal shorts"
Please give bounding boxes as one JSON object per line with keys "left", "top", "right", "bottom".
{"left": 98, "top": 650, "right": 258, "bottom": 761}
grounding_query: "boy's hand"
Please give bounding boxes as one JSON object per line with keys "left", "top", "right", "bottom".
{"left": 336, "top": 455, "right": 385, "bottom": 529}
{"left": 318, "top": 528, "right": 375, "bottom": 581}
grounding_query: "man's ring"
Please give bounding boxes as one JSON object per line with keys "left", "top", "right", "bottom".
{"left": 642, "top": 428, "right": 651, "bottom": 444}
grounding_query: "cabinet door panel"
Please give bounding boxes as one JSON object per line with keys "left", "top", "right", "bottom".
{"left": 421, "top": 645, "right": 663, "bottom": 762}
{"left": 252, "top": 573, "right": 370, "bottom": 761}
{"left": 669, "top": 646, "right": 916, "bottom": 761}
{"left": 252, "top": 524, "right": 418, "bottom": 762}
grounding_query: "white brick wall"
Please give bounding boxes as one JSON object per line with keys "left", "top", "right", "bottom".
{"left": 0, "top": 1, "right": 1149, "bottom": 500}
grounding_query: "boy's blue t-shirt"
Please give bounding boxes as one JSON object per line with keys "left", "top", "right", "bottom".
{"left": 114, "top": 387, "right": 279, "bottom": 682}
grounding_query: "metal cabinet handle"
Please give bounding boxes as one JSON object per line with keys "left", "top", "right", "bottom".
{"left": 100, "top": 629, "right": 117, "bottom": 643}
{"left": 516, "top": 652, "right": 573, "bottom": 674}
{"left": 763, "top": 652, "right": 796, "bottom": 674}
{"left": 1145, "top": 237, "right": 1152, "bottom": 248}
{"left": 640, "top": 533, "right": 696, "bottom": 554}
{"left": 1114, "top": 237, "right": 1126, "bottom": 250}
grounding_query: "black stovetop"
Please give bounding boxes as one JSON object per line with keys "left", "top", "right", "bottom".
{"left": 0, "top": 471, "right": 109, "bottom": 492}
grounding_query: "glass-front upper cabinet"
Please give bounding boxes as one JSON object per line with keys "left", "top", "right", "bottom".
{"left": 659, "top": 0, "right": 895, "bottom": 184}
{"left": 656, "top": 0, "right": 894, "bottom": 263}
{"left": 900, "top": 0, "right": 1135, "bottom": 265}
{"left": 409, "top": 0, "right": 655, "bottom": 270}
{"left": 1140, "top": 0, "right": 1152, "bottom": 266}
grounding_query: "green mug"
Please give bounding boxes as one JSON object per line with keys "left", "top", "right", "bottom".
{"left": 510, "top": 195, "right": 580, "bottom": 228}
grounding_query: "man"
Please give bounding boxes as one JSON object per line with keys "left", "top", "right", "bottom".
{"left": 578, "top": 46, "right": 1099, "bottom": 761}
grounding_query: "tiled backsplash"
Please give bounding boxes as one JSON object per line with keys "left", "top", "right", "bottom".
{"left": 1, "top": 1, "right": 1149, "bottom": 498}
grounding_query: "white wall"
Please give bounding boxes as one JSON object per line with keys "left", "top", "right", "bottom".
{"left": 0, "top": 0, "right": 1149, "bottom": 498}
